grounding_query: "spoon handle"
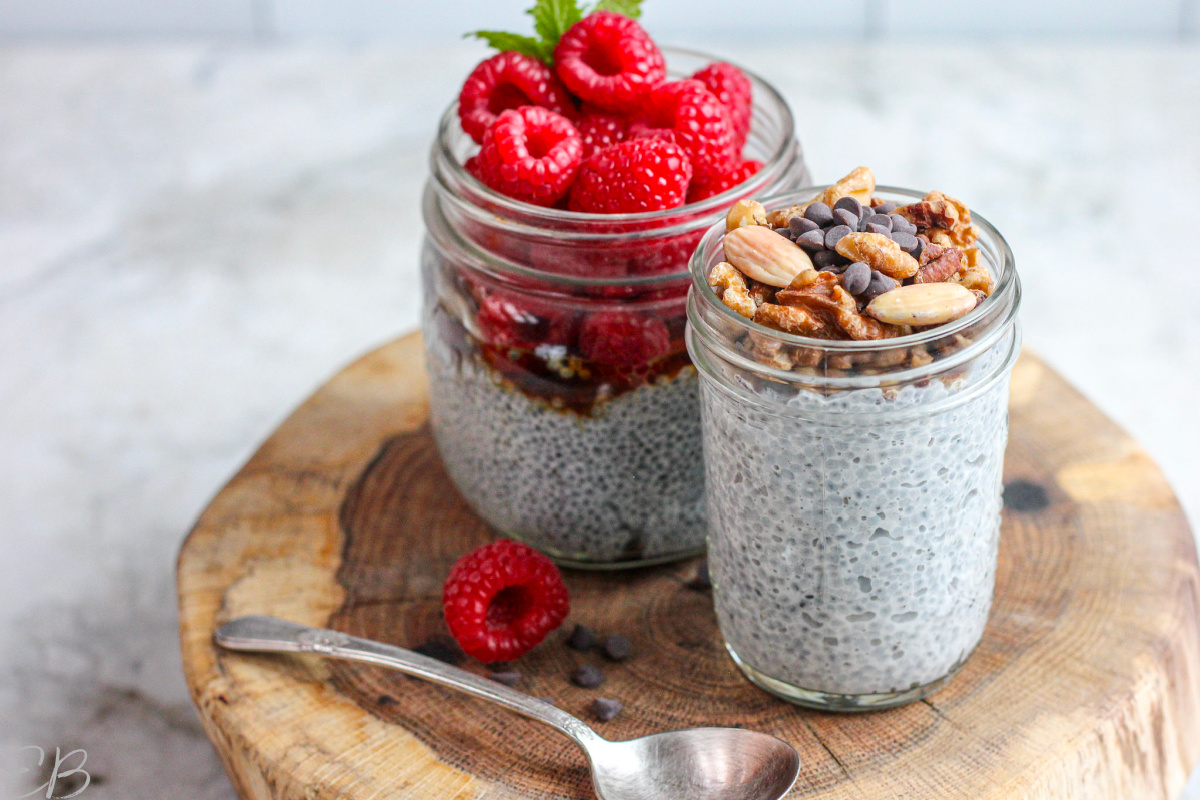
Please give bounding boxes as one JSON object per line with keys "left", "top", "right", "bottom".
{"left": 214, "top": 615, "right": 602, "bottom": 748}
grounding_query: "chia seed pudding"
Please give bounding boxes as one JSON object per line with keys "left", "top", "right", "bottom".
{"left": 419, "top": 41, "right": 809, "bottom": 567}
{"left": 687, "top": 170, "right": 1022, "bottom": 708}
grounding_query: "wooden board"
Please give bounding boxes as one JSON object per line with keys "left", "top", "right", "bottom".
{"left": 177, "top": 331, "right": 1200, "bottom": 800}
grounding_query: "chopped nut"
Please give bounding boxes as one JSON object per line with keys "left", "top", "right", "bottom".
{"left": 951, "top": 260, "right": 996, "bottom": 296}
{"left": 810, "top": 166, "right": 876, "bottom": 208}
{"left": 753, "top": 303, "right": 834, "bottom": 337}
{"left": 835, "top": 232, "right": 919, "bottom": 280}
{"left": 747, "top": 331, "right": 795, "bottom": 370}
{"left": 723, "top": 225, "right": 815, "bottom": 288}
{"left": 746, "top": 278, "right": 776, "bottom": 306}
{"left": 865, "top": 283, "right": 977, "bottom": 326}
{"left": 709, "top": 261, "right": 757, "bottom": 318}
{"left": 765, "top": 204, "right": 808, "bottom": 229}
{"left": 775, "top": 270, "right": 838, "bottom": 304}
{"left": 726, "top": 198, "right": 768, "bottom": 232}
{"left": 915, "top": 243, "right": 964, "bottom": 284}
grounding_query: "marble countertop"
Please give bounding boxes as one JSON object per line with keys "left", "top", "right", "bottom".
{"left": 1, "top": 41, "right": 1197, "bottom": 798}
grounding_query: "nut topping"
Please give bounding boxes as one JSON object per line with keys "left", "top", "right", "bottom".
{"left": 725, "top": 199, "right": 768, "bottom": 232}
{"left": 835, "top": 232, "right": 919, "bottom": 280}
{"left": 722, "top": 225, "right": 815, "bottom": 288}
{"left": 709, "top": 261, "right": 757, "bottom": 318}
{"left": 865, "top": 283, "right": 977, "bottom": 326}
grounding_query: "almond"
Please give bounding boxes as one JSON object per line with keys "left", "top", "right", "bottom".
{"left": 722, "top": 225, "right": 815, "bottom": 288}
{"left": 865, "top": 282, "right": 977, "bottom": 326}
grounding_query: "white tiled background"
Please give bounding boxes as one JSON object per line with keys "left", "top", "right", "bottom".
{"left": 1, "top": 0, "right": 1198, "bottom": 40}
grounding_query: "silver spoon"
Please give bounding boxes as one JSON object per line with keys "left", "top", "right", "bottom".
{"left": 215, "top": 616, "right": 799, "bottom": 800}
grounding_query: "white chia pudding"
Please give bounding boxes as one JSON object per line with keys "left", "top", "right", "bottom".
{"left": 703, "top": 355, "right": 1010, "bottom": 698}
{"left": 424, "top": 318, "right": 706, "bottom": 566}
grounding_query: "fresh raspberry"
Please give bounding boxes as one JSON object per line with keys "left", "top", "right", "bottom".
{"left": 578, "top": 310, "right": 671, "bottom": 367}
{"left": 464, "top": 154, "right": 483, "bottom": 181}
{"left": 691, "top": 62, "right": 753, "bottom": 149}
{"left": 568, "top": 139, "right": 692, "bottom": 214}
{"left": 553, "top": 11, "right": 667, "bottom": 114}
{"left": 458, "top": 52, "right": 576, "bottom": 145}
{"left": 575, "top": 104, "right": 631, "bottom": 158}
{"left": 476, "top": 292, "right": 577, "bottom": 350}
{"left": 475, "top": 106, "right": 584, "bottom": 206}
{"left": 637, "top": 79, "right": 738, "bottom": 182}
{"left": 442, "top": 539, "right": 570, "bottom": 663}
{"left": 686, "top": 158, "right": 764, "bottom": 202}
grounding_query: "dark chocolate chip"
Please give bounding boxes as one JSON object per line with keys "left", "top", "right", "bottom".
{"left": 874, "top": 201, "right": 897, "bottom": 215}
{"left": 865, "top": 222, "right": 892, "bottom": 237}
{"left": 414, "top": 637, "right": 465, "bottom": 666}
{"left": 572, "top": 664, "right": 606, "bottom": 689}
{"left": 774, "top": 226, "right": 795, "bottom": 241}
{"left": 911, "top": 236, "right": 925, "bottom": 261}
{"left": 824, "top": 224, "right": 852, "bottom": 249}
{"left": 865, "top": 213, "right": 893, "bottom": 230}
{"left": 889, "top": 214, "right": 917, "bottom": 234}
{"left": 789, "top": 216, "right": 819, "bottom": 235}
{"left": 833, "top": 208, "right": 858, "bottom": 229}
{"left": 863, "top": 270, "right": 898, "bottom": 301}
{"left": 687, "top": 560, "right": 712, "bottom": 591}
{"left": 591, "top": 697, "right": 623, "bottom": 722}
{"left": 795, "top": 229, "right": 826, "bottom": 252}
{"left": 602, "top": 635, "right": 633, "bottom": 662}
{"left": 1003, "top": 480, "right": 1051, "bottom": 512}
{"left": 833, "top": 196, "right": 862, "bottom": 217}
{"left": 891, "top": 231, "right": 921, "bottom": 257}
{"left": 857, "top": 214, "right": 873, "bottom": 232}
{"left": 803, "top": 201, "right": 833, "bottom": 227}
{"left": 488, "top": 669, "right": 523, "bottom": 687}
{"left": 811, "top": 249, "right": 842, "bottom": 269}
{"left": 842, "top": 262, "right": 871, "bottom": 295}
{"left": 567, "top": 624, "right": 597, "bottom": 651}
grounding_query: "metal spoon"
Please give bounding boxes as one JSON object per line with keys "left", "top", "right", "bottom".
{"left": 215, "top": 616, "right": 800, "bottom": 800}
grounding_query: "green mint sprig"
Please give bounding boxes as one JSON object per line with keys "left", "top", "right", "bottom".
{"left": 467, "top": 0, "right": 643, "bottom": 65}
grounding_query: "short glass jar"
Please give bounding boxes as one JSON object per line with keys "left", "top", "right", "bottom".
{"left": 686, "top": 187, "right": 1022, "bottom": 709}
{"left": 422, "top": 50, "right": 810, "bottom": 569}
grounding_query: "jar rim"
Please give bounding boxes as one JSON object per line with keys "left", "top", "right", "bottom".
{"left": 687, "top": 185, "right": 1021, "bottom": 353}
{"left": 432, "top": 45, "right": 798, "bottom": 227}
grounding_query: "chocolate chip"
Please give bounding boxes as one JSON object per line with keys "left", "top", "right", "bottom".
{"left": 602, "top": 635, "right": 633, "bottom": 662}
{"left": 833, "top": 208, "right": 858, "bottom": 229}
{"left": 890, "top": 214, "right": 917, "bottom": 235}
{"left": 774, "top": 226, "right": 795, "bottom": 241}
{"left": 824, "top": 224, "right": 852, "bottom": 249}
{"left": 865, "top": 222, "right": 892, "bottom": 237}
{"left": 857, "top": 214, "right": 873, "bottom": 232}
{"left": 687, "top": 560, "right": 711, "bottom": 591}
{"left": 789, "top": 217, "right": 819, "bottom": 235}
{"left": 414, "top": 637, "right": 465, "bottom": 666}
{"left": 833, "top": 196, "right": 863, "bottom": 217}
{"left": 1003, "top": 480, "right": 1050, "bottom": 512}
{"left": 863, "top": 270, "right": 898, "bottom": 301}
{"left": 891, "top": 231, "right": 922, "bottom": 257}
{"left": 567, "top": 624, "right": 597, "bottom": 651}
{"left": 811, "top": 249, "right": 842, "bottom": 269}
{"left": 803, "top": 202, "right": 833, "bottom": 227}
{"left": 865, "top": 213, "right": 893, "bottom": 231}
{"left": 488, "top": 669, "right": 523, "bottom": 687}
{"left": 795, "top": 229, "right": 826, "bottom": 252}
{"left": 591, "top": 697, "right": 623, "bottom": 722}
{"left": 572, "top": 664, "right": 606, "bottom": 689}
{"left": 911, "top": 237, "right": 925, "bottom": 261}
{"left": 842, "top": 262, "right": 871, "bottom": 295}
{"left": 874, "top": 201, "right": 897, "bottom": 215}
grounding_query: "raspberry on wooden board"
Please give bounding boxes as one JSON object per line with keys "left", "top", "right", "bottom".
{"left": 442, "top": 539, "right": 571, "bottom": 663}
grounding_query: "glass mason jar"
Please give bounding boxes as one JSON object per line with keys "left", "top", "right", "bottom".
{"left": 686, "top": 187, "right": 1022, "bottom": 708}
{"left": 421, "top": 49, "right": 810, "bottom": 569}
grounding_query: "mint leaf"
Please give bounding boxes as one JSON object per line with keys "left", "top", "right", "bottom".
{"left": 465, "top": 30, "right": 550, "bottom": 62}
{"left": 591, "top": 0, "right": 642, "bottom": 19}
{"left": 528, "top": 0, "right": 584, "bottom": 48}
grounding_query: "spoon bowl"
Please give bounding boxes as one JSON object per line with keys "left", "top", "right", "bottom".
{"left": 215, "top": 616, "right": 799, "bottom": 800}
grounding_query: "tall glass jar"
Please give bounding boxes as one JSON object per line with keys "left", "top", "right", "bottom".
{"left": 422, "top": 50, "right": 810, "bottom": 569}
{"left": 686, "top": 187, "right": 1022, "bottom": 708}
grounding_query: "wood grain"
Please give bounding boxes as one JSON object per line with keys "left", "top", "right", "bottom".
{"left": 177, "top": 332, "right": 1200, "bottom": 800}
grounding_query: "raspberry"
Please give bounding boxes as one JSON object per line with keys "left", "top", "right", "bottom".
{"left": 458, "top": 51, "right": 576, "bottom": 145}
{"left": 638, "top": 79, "right": 738, "bottom": 182}
{"left": 578, "top": 310, "right": 671, "bottom": 367}
{"left": 476, "top": 292, "right": 577, "bottom": 350}
{"left": 691, "top": 62, "right": 753, "bottom": 150}
{"left": 553, "top": 11, "right": 667, "bottom": 114}
{"left": 686, "top": 158, "right": 764, "bottom": 202}
{"left": 475, "top": 106, "right": 584, "bottom": 206}
{"left": 568, "top": 139, "right": 692, "bottom": 214}
{"left": 442, "top": 539, "right": 570, "bottom": 663}
{"left": 575, "top": 104, "right": 630, "bottom": 158}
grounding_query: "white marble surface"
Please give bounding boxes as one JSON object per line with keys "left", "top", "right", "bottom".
{"left": 0, "top": 41, "right": 1197, "bottom": 798}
